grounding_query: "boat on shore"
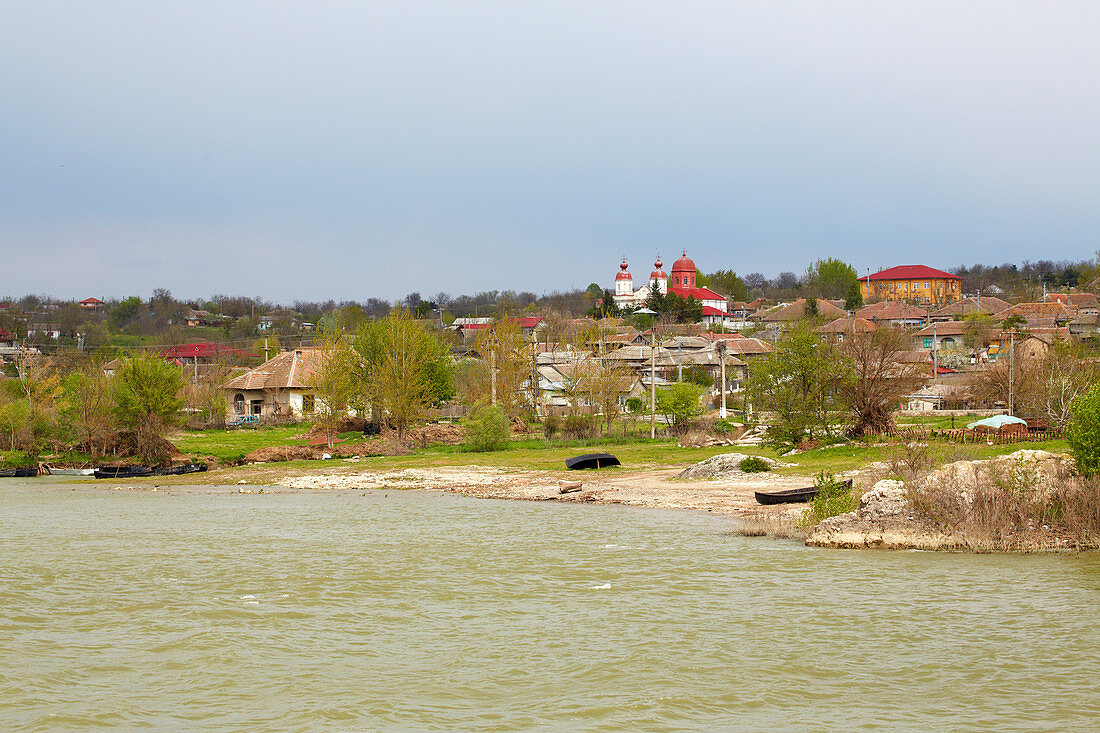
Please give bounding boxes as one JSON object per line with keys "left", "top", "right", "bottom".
{"left": 755, "top": 479, "right": 852, "bottom": 506}
{"left": 44, "top": 466, "right": 96, "bottom": 477}
{"left": 566, "top": 453, "right": 621, "bottom": 470}
{"left": 153, "top": 462, "right": 208, "bottom": 476}
{"left": 0, "top": 467, "right": 38, "bottom": 478}
{"left": 94, "top": 465, "right": 154, "bottom": 480}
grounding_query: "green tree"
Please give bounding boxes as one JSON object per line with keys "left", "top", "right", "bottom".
{"left": 465, "top": 403, "right": 510, "bottom": 452}
{"left": 1065, "top": 382, "right": 1100, "bottom": 477}
{"left": 60, "top": 360, "right": 117, "bottom": 457}
{"left": 352, "top": 308, "right": 454, "bottom": 438}
{"left": 706, "top": 270, "right": 749, "bottom": 302}
{"left": 313, "top": 332, "right": 359, "bottom": 449}
{"left": 655, "top": 382, "right": 705, "bottom": 434}
{"left": 110, "top": 296, "right": 142, "bottom": 329}
{"left": 963, "top": 313, "right": 995, "bottom": 351}
{"left": 588, "top": 289, "right": 622, "bottom": 319}
{"left": 746, "top": 324, "right": 850, "bottom": 449}
{"left": 844, "top": 280, "right": 863, "bottom": 310}
{"left": 112, "top": 352, "right": 185, "bottom": 463}
{"left": 803, "top": 258, "right": 858, "bottom": 300}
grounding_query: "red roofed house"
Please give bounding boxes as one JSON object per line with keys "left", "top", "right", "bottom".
{"left": 79, "top": 297, "right": 105, "bottom": 311}
{"left": 858, "top": 265, "right": 961, "bottom": 305}
{"left": 161, "top": 342, "right": 259, "bottom": 365}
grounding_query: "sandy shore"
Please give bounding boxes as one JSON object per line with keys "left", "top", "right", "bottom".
{"left": 278, "top": 464, "right": 824, "bottom": 520}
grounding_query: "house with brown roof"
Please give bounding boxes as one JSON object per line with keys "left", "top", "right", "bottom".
{"left": 855, "top": 301, "right": 928, "bottom": 327}
{"left": 817, "top": 316, "right": 877, "bottom": 343}
{"left": 930, "top": 295, "right": 1012, "bottom": 322}
{"left": 222, "top": 348, "right": 325, "bottom": 419}
{"left": 993, "top": 302, "right": 1077, "bottom": 327}
{"left": 760, "top": 298, "right": 847, "bottom": 325}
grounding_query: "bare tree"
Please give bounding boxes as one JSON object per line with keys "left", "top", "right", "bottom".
{"left": 838, "top": 326, "right": 925, "bottom": 436}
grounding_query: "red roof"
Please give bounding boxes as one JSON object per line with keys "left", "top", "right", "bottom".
{"left": 80, "top": 297, "right": 105, "bottom": 304}
{"left": 161, "top": 343, "right": 257, "bottom": 360}
{"left": 701, "top": 306, "right": 729, "bottom": 316}
{"left": 669, "top": 286, "right": 726, "bottom": 301}
{"left": 511, "top": 317, "right": 544, "bottom": 329}
{"left": 859, "top": 265, "right": 959, "bottom": 281}
{"left": 670, "top": 252, "right": 697, "bottom": 274}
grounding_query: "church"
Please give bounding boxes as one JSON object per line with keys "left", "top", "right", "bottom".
{"left": 612, "top": 251, "right": 730, "bottom": 322}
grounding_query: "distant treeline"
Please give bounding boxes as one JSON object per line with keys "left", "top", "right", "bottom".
{"left": 2, "top": 257, "right": 1096, "bottom": 353}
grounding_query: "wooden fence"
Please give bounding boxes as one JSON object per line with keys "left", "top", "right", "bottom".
{"left": 871, "top": 426, "right": 1062, "bottom": 445}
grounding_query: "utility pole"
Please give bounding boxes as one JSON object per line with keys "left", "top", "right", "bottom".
{"left": 677, "top": 335, "right": 683, "bottom": 382}
{"left": 650, "top": 332, "right": 657, "bottom": 440}
{"left": 531, "top": 332, "right": 540, "bottom": 417}
{"left": 717, "top": 340, "right": 727, "bottom": 420}
{"left": 932, "top": 322, "right": 938, "bottom": 383}
{"left": 490, "top": 331, "right": 497, "bottom": 406}
{"left": 1008, "top": 330, "right": 1015, "bottom": 415}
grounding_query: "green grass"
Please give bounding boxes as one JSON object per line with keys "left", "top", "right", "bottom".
{"left": 895, "top": 414, "right": 990, "bottom": 429}
{"left": 173, "top": 425, "right": 315, "bottom": 461}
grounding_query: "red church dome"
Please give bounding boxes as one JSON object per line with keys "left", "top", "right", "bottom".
{"left": 649, "top": 255, "right": 667, "bottom": 281}
{"left": 670, "top": 250, "right": 696, "bottom": 289}
{"left": 616, "top": 257, "right": 632, "bottom": 280}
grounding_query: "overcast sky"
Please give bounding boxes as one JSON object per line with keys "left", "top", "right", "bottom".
{"left": 2, "top": 1, "right": 1098, "bottom": 302}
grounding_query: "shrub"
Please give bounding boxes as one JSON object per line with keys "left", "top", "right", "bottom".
{"left": 655, "top": 382, "right": 705, "bottom": 434}
{"left": 713, "top": 418, "right": 738, "bottom": 436}
{"left": 562, "top": 414, "right": 595, "bottom": 439}
{"left": 1066, "top": 382, "right": 1100, "bottom": 477}
{"left": 801, "top": 472, "right": 858, "bottom": 526}
{"left": 465, "top": 404, "right": 510, "bottom": 452}
{"left": 542, "top": 414, "right": 560, "bottom": 439}
{"left": 739, "top": 456, "right": 770, "bottom": 473}
{"left": 625, "top": 396, "right": 645, "bottom": 414}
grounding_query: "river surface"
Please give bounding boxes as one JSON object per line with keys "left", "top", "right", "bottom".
{"left": 2, "top": 480, "right": 1099, "bottom": 731}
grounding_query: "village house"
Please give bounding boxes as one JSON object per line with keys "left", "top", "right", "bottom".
{"left": 913, "top": 321, "right": 967, "bottom": 351}
{"left": 992, "top": 301, "right": 1077, "bottom": 328}
{"left": 817, "top": 316, "right": 877, "bottom": 343}
{"left": 930, "top": 295, "right": 1012, "bottom": 322}
{"left": 858, "top": 265, "right": 961, "bottom": 305}
{"left": 222, "top": 348, "right": 323, "bottom": 419}
{"left": 79, "top": 297, "right": 105, "bottom": 311}
{"left": 855, "top": 300, "right": 928, "bottom": 327}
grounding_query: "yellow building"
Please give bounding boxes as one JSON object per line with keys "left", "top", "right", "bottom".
{"left": 858, "top": 265, "right": 961, "bottom": 305}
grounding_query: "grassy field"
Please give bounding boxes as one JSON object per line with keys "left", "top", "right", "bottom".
{"left": 894, "top": 414, "right": 994, "bottom": 429}
{"left": 163, "top": 423, "right": 1070, "bottom": 485}
{"left": 171, "top": 424, "right": 377, "bottom": 461}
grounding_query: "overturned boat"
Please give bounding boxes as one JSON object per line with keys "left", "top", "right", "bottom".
{"left": 565, "top": 453, "right": 621, "bottom": 470}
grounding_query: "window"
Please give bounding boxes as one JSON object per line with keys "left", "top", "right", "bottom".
{"left": 923, "top": 337, "right": 933, "bottom": 348}
{"left": 924, "top": 282, "right": 929, "bottom": 289}
{"left": 302, "top": 394, "right": 315, "bottom": 414}
{"left": 233, "top": 393, "right": 245, "bottom": 414}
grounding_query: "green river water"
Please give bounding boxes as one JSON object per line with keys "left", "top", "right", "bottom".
{"left": 2, "top": 480, "right": 1099, "bottom": 731}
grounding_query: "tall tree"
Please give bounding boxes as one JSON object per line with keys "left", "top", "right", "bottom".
{"left": 313, "top": 332, "right": 359, "bottom": 449}
{"left": 746, "top": 324, "right": 850, "bottom": 449}
{"left": 353, "top": 308, "right": 454, "bottom": 438}
{"left": 112, "top": 352, "right": 185, "bottom": 463}
{"left": 706, "top": 270, "right": 748, "bottom": 302}
{"left": 837, "top": 327, "right": 924, "bottom": 436}
{"left": 803, "top": 258, "right": 858, "bottom": 300}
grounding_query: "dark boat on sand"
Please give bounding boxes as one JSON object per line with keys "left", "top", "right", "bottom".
{"left": 755, "top": 479, "right": 852, "bottom": 506}
{"left": 566, "top": 453, "right": 621, "bottom": 470}
{"left": 94, "top": 465, "right": 154, "bottom": 480}
{"left": 153, "top": 462, "right": 208, "bottom": 476}
{"left": 0, "top": 467, "right": 38, "bottom": 478}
